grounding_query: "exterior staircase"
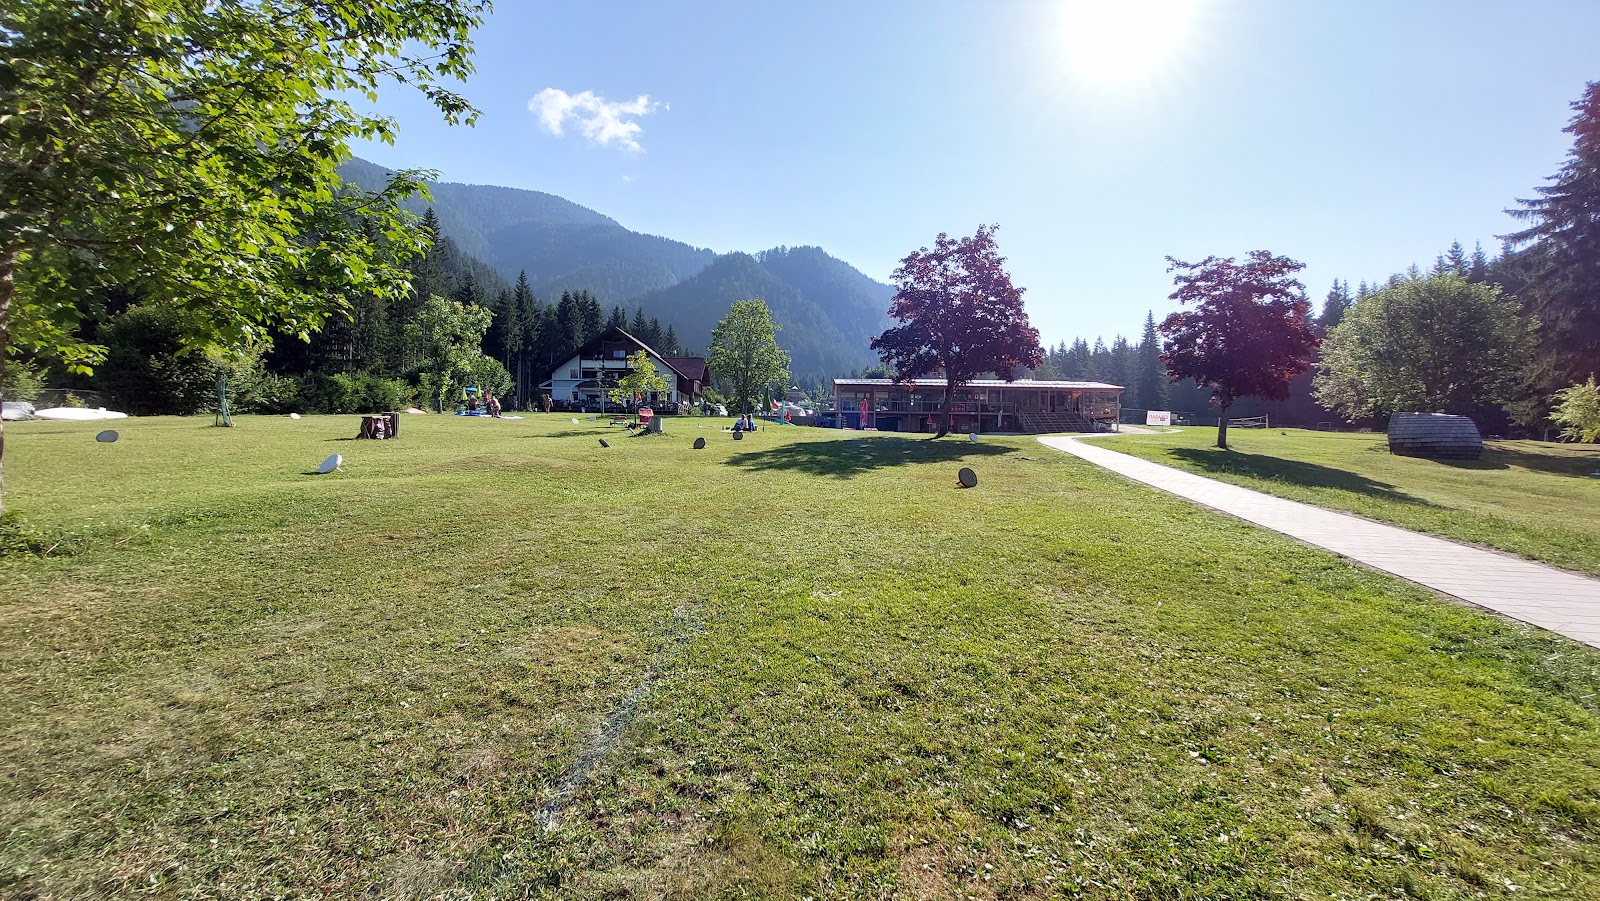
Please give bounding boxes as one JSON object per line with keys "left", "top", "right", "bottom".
{"left": 1016, "top": 411, "right": 1100, "bottom": 434}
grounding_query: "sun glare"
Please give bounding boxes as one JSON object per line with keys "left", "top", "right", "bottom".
{"left": 1058, "top": 0, "right": 1207, "bottom": 87}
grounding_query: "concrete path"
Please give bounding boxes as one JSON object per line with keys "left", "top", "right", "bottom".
{"left": 1038, "top": 435, "right": 1600, "bottom": 649}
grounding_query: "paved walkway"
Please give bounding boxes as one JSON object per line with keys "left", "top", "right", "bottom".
{"left": 1038, "top": 435, "right": 1600, "bottom": 649}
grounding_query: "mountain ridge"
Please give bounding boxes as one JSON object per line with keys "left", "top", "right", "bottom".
{"left": 339, "top": 157, "right": 894, "bottom": 382}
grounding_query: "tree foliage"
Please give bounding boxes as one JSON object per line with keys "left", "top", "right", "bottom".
{"left": 708, "top": 299, "right": 789, "bottom": 416}
{"left": 1, "top": 0, "right": 489, "bottom": 364}
{"left": 1504, "top": 82, "right": 1600, "bottom": 391}
{"left": 1550, "top": 376, "right": 1600, "bottom": 443}
{"left": 1160, "top": 251, "right": 1319, "bottom": 448}
{"left": 871, "top": 226, "right": 1042, "bottom": 438}
{"left": 609, "top": 350, "right": 669, "bottom": 408}
{"left": 0, "top": 0, "right": 490, "bottom": 508}
{"left": 1312, "top": 274, "right": 1528, "bottom": 420}
{"left": 407, "top": 295, "right": 500, "bottom": 412}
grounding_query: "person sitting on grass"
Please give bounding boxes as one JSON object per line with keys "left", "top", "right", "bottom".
{"left": 486, "top": 392, "right": 501, "bottom": 418}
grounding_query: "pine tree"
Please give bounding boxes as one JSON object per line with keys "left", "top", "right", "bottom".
{"left": 484, "top": 287, "right": 513, "bottom": 367}
{"left": 453, "top": 270, "right": 481, "bottom": 309}
{"left": 630, "top": 307, "right": 649, "bottom": 337}
{"left": 608, "top": 305, "right": 627, "bottom": 329}
{"left": 554, "top": 292, "right": 581, "bottom": 364}
{"left": 1088, "top": 337, "right": 1109, "bottom": 380}
{"left": 1445, "top": 240, "right": 1469, "bottom": 276}
{"left": 1505, "top": 81, "right": 1600, "bottom": 390}
{"left": 1135, "top": 311, "right": 1169, "bottom": 411}
{"left": 1318, "top": 279, "right": 1352, "bottom": 331}
{"left": 1469, "top": 242, "right": 1490, "bottom": 283}
{"left": 663, "top": 323, "right": 680, "bottom": 355}
{"left": 1063, "top": 338, "right": 1091, "bottom": 379}
{"left": 578, "top": 291, "right": 604, "bottom": 341}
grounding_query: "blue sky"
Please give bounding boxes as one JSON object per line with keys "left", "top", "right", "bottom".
{"left": 353, "top": 0, "right": 1600, "bottom": 346}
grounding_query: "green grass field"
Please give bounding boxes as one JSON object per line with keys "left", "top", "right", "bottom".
{"left": 1102, "top": 427, "right": 1600, "bottom": 577}
{"left": 3, "top": 415, "right": 1600, "bottom": 899}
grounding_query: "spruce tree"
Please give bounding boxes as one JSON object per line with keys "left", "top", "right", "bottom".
{"left": 578, "top": 291, "right": 604, "bottom": 341}
{"left": 608, "top": 305, "right": 627, "bottom": 329}
{"left": 553, "top": 292, "right": 581, "bottom": 365}
{"left": 663, "top": 324, "right": 680, "bottom": 355}
{"left": 453, "top": 270, "right": 481, "bottom": 309}
{"left": 1505, "top": 81, "right": 1600, "bottom": 390}
{"left": 1064, "top": 338, "right": 1091, "bottom": 379}
{"left": 1445, "top": 240, "right": 1469, "bottom": 276}
{"left": 1088, "top": 337, "right": 1109, "bottom": 380}
{"left": 1135, "top": 311, "right": 1169, "bottom": 411}
{"left": 484, "top": 287, "right": 513, "bottom": 367}
{"left": 1318, "top": 279, "right": 1352, "bottom": 331}
{"left": 1469, "top": 242, "right": 1490, "bottom": 283}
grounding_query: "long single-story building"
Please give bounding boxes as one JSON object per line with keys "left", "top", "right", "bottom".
{"left": 822, "top": 378, "right": 1123, "bottom": 434}
{"left": 540, "top": 326, "right": 708, "bottom": 413}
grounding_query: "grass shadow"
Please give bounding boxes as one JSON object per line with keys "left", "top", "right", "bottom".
{"left": 725, "top": 435, "right": 1017, "bottom": 479}
{"left": 1448, "top": 442, "right": 1600, "bottom": 478}
{"left": 1165, "top": 447, "right": 1429, "bottom": 505}
{"left": 520, "top": 429, "right": 613, "bottom": 439}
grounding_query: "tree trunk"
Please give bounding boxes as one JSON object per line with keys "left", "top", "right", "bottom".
{"left": 1216, "top": 402, "right": 1231, "bottom": 449}
{"left": 933, "top": 383, "right": 952, "bottom": 439}
{"left": 0, "top": 249, "right": 14, "bottom": 515}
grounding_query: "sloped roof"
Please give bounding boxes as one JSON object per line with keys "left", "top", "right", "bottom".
{"left": 664, "top": 356, "right": 708, "bottom": 382}
{"left": 557, "top": 326, "right": 700, "bottom": 383}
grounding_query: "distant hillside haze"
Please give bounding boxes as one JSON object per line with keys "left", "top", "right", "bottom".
{"left": 630, "top": 251, "right": 894, "bottom": 382}
{"left": 338, "top": 157, "right": 893, "bottom": 382}
{"left": 337, "top": 157, "right": 713, "bottom": 302}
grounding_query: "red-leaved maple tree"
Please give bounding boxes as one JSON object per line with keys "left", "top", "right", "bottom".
{"left": 1160, "top": 251, "right": 1320, "bottom": 449}
{"left": 872, "top": 225, "right": 1043, "bottom": 438}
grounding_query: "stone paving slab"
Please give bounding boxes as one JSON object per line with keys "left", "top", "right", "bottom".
{"left": 1038, "top": 434, "right": 1600, "bottom": 649}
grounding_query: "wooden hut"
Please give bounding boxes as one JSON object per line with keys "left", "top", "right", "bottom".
{"left": 1387, "top": 412, "right": 1483, "bottom": 459}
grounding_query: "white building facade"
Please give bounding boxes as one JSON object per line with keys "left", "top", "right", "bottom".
{"left": 540, "top": 327, "right": 707, "bottom": 412}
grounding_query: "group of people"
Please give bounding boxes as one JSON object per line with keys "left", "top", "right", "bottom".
{"left": 464, "top": 390, "right": 503, "bottom": 417}
{"left": 731, "top": 414, "right": 758, "bottom": 432}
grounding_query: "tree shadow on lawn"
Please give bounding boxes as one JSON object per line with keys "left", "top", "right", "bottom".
{"left": 519, "top": 429, "right": 619, "bottom": 439}
{"left": 1165, "top": 447, "right": 1430, "bottom": 505}
{"left": 725, "top": 435, "right": 1017, "bottom": 478}
{"left": 1430, "top": 442, "right": 1600, "bottom": 478}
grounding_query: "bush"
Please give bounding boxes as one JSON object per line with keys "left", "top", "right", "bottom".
{"left": 96, "top": 304, "right": 221, "bottom": 415}
{"left": 2, "top": 359, "right": 45, "bottom": 403}
{"left": 233, "top": 372, "right": 302, "bottom": 414}
{"left": 1551, "top": 377, "right": 1600, "bottom": 443}
{"left": 295, "top": 373, "right": 409, "bottom": 414}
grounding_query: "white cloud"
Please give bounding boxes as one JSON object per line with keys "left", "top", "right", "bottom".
{"left": 527, "top": 88, "right": 667, "bottom": 152}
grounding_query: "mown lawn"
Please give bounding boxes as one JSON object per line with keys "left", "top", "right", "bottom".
{"left": 1103, "top": 427, "right": 1600, "bottom": 577}
{"left": 2, "top": 415, "right": 1599, "bottom": 899}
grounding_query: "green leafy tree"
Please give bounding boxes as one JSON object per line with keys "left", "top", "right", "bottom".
{"left": 709, "top": 299, "right": 790, "bottom": 416}
{"left": 1313, "top": 274, "right": 1528, "bottom": 420}
{"left": 407, "top": 295, "right": 496, "bottom": 412}
{"left": 1550, "top": 377, "right": 1600, "bottom": 443}
{"left": 609, "top": 350, "right": 669, "bottom": 408}
{"left": 0, "top": 0, "right": 489, "bottom": 510}
{"left": 1504, "top": 82, "right": 1600, "bottom": 393}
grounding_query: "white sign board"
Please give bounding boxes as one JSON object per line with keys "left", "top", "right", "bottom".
{"left": 1146, "top": 410, "right": 1172, "bottom": 426}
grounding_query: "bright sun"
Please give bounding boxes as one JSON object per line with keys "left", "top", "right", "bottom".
{"left": 1058, "top": 0, "right": 1207, "bottom": 87}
